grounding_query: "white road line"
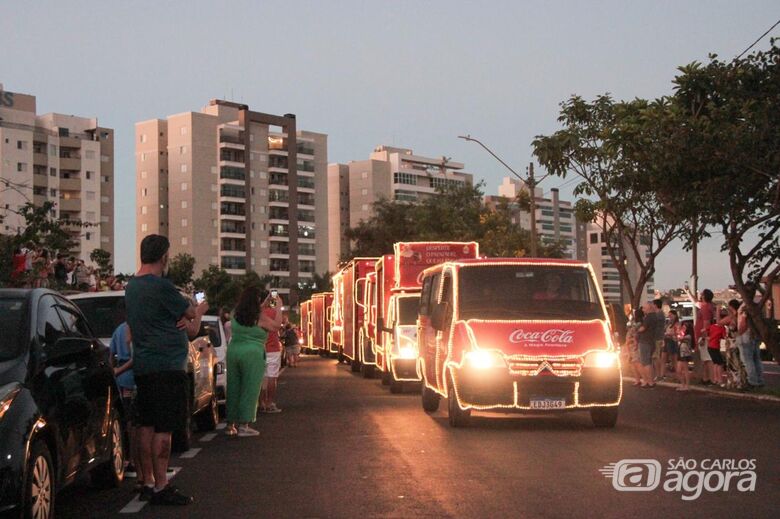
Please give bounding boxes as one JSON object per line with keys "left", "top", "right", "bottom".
{"left": 216, "top": 422, "right": 226, "bottom": 430}
{"left": 179, "top": 448, "right": 202, "bottom": 459}
{"left": 200, "top": 433, "right": 217, "bottom": 442}
{"left": 119, "top": 467, "right": 182, "bottom": 514}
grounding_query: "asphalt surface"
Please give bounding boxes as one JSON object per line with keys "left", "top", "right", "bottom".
{"left": 53, "top": 355, "right": 780, "bottom": 519}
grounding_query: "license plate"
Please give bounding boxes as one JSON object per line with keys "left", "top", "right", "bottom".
{"left": 530, "top": 398, "right": 566, "bottom": 409}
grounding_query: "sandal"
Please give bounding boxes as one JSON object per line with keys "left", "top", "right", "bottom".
{"left": 225, "top": 424, "right": 237, "bottom": 436}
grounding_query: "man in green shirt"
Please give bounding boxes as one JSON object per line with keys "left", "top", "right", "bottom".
{"left": 126, "top": 234, "right": 205, "bottom": 506}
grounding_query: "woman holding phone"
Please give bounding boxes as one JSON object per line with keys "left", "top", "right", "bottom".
{"left": 225, "top": 287, "right": 283, "bottom": 437}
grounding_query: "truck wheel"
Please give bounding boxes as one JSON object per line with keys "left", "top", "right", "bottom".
{"left": 24, "top": 440, "right": 54, "bottom": 519}
{"left": 447, "top": 376, "right": 471, "bottom": 427}
{"left": 389, "top": 377, "right": 404, "bottom": 394}
{"left": 92, "top": 409, "right": 125, "bottom": 489}
{"left": 381, "top": 369, "right": 391, "bottom": 386}
{"left": 421, "top": 384, "right": 441, "bottom": 413}
{"left": 591, "top": 407, "right": 619, "bottom": 428}
{"left": 361, "top": 363, "right": 375, "bottom": 379}
{"left": 195, "top": 378, "right": 219, "bottom": 432}
{"left": 350, "top": 358, "right": 361, "bottom": 372}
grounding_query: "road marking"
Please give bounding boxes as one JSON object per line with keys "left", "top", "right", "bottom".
{"left": 119, "top": 467, "right": 182, "bottom": 514}
{"left": 216, "top": 422, "right": 226, "bottom": 430}
{"left": 200, "top": 433, "right": 217, "bottom": 442}
{"left": 179, "top": 448, "right": 201, "bottom": 458}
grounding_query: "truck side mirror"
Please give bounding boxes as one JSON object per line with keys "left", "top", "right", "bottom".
{"left": 431, "top": 302, "right": 448, "bottom": 331}
{"left": 377, "top": 317, "right": 392, "bottom": 333}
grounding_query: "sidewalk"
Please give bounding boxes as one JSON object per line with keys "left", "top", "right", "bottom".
{"left": 623, "top": 376, "right": 780, "bottom": 403}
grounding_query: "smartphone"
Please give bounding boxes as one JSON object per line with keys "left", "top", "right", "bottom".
{"left": 195, "top": 291, "right": 205, "bottom": 304}
{"left": 271, "top": 289, "right": 278, "bottom": 299}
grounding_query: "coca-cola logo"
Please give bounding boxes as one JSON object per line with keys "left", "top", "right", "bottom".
{"left": 509, "top": 329, "right": 574, "bottom": 345}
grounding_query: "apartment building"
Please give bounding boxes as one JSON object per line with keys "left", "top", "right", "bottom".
{"left": 585, "top": 218, "right": 654, "bottom": 305}
{"left": 485, "top": 176, "right": 581, "bottom": 259}
{"left": 327, "top": 145, "right": 473, "bottom": 270}
{"left": 0, "top": 84, "right": 114, "bottom": 260}
{"left": 136, "top": 99, "right": 327, "bottom": 301}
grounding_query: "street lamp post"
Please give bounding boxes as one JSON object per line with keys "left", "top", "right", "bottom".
{"left": 458, "top": 135, "right": 548, "bottom": 257}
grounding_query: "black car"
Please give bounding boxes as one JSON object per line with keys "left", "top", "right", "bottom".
{"left": 0, "top": 289, "right": 125, "bottom": 519}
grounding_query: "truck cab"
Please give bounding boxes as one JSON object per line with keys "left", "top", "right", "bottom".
{"left": 417, "top": 258, "right": 622, "bottom": 428}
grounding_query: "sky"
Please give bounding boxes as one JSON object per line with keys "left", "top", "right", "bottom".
{"left": 2, "top": 0, "right": 777, "bottom": 289}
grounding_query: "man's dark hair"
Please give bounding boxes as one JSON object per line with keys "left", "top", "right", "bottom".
{"left": 728, "top": 299, "right": 741, "bottom": 311}
{"left": 653, "top": 299, "right": 662, "bottom": 309}
{"left": 702, "top": 289, "right": 714, "bottom": 303}
{"left": 140, "top": 234, "right": 170, "bottom": 265}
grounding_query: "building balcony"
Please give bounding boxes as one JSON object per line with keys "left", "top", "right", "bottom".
{"left": 33, "top": 152, "right": 49, "bottom": 166}
{"left": 59, "top": 157, "right": 81, "bottom": 171}
{"left": 59, "top": 177, "right": 81, "bottom": 191}
{"left": 58, "top": 198, "right": 81, "bottom": 212}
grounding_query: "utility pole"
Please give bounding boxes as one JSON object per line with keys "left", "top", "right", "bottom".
{"left": 527, "top": 162, "right": 538, "bottom": 258}
{"left": 458, "top": 135, "right": 548, "bottom": 257}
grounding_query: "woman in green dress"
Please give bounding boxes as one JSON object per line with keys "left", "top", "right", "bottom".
{"left": 226, "top": 287, "right": 283, "bottom": 437}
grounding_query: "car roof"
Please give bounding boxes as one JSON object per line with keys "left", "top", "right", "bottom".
{"left": 67, "top": 290, "right": 126, "bottom": 300}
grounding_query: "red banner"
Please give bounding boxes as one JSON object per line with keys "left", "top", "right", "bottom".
{"left": 393, "top": 242, "right": 479, "bottom": 289}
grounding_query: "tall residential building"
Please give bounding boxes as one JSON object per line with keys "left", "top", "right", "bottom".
{"left": 135, "top": 99, "right": 327, "bottom": 301}
{"left": 327, "top": 145, "right": 473, "bottom": 270}
{"left": 586, "top": 218, "right": 654, "bottom": 305}
{"left": 0, "top": 84, "right": 115, "bottom": 260}
{"left": 485, "top": 176, "right": 581, "bottom": 259}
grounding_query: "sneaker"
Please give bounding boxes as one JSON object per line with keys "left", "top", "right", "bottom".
{"left": 237, "top": 425, "right": 260, "bottom": 437}
{"left": 150, "top": 484, "right": 193, "bottom": 506}
{"left": 125, "top": 463, "right": 137, "bottom": 478}
{"left": 266, "top": 404, "right": 282, "bottom": 413}
{"left": 139, "top": 485, "right": 155, "bottom": 502}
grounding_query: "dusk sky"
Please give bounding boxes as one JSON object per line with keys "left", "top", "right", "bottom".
{"left": 2, "top": 0, "right": 777, "bottom": 289}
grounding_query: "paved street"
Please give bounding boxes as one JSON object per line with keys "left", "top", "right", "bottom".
{"left": 54, "top": 355, "right": 779, "bottom": 519}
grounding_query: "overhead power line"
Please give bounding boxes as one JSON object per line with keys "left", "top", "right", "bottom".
{"left": 736, "top": 18, "right": 780, "bottom": 59}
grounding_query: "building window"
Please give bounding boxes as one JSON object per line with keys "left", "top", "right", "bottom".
{"left": 86, "top": 211, "right": 96, "bottom": 221}
{"left": 182, "top": 237, "right": 188, "bottom": 245}
{"left": 17, "top": 162, "right": 26, "bottom": 172}
{"left": 101, "top": 175, "right": 110, "bottom": 183}
{"left": 50, "top": 167, "right": 57, "bottom": 177}
{"left": 86, "top": 171, "right": 93, "bottom": 180}
{"left": 589, "top": 233, "right": 599, "bottom": 244}
{"left": 49, "top": 188, "right": 57, "bottom": 197}
{"left": 141, "top": 170, "right": 147, "bottom": 179}
{"left": 49, "top": 144, "right": 57, "bottom": 156}
{"left": 181, "top": 218, "right": 188, "bottom": 227}
{"left": 141, "top": 206, "right": 147, "bottom": 215}
{"left": 85, "top": 232, "right": 91, "bottom": 241}
{"left": 361, "top": 188, "right": 368, "bottom": 196}
{"left": 393, "top": 172, "right": 416, "bottom": 185}
{"left": 101, "top": 196, "right": 110, "bottom": 203}
{"left": 180, "top": 164, "right": 187, "bottom": 173}
{"left": 142, "top": 188, "right": 148, "bottom": 197}
{"left": 182, "top": 201, "right": 188, "bottom": 209}
{"left": 180, "top": 127, "right": 187, "bottom": 135}
{"left": 140, "top": 134, "right": 147, "bottom": 143}
{"left": 17, "top": 140, "right": 25, "bottom": 150}
{"left": 85, "top": 150, "right": 95, "bottom": 159}
{"left": 141, "top": 223, "right": 148, "bottom": 232}
{"left": 140, "top": 152, "right": 146, "bottom": 162}
{"left": 86, "top": 191, "right": 96, "bottom": 201}
{"left": 181, "top": 182, "right": 188, "bottom": 191}
{"left": 180, "top": 146, "right": 187, "bottom": 154}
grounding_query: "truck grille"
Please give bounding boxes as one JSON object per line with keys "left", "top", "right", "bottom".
{"left": 507, "top": 358, "right": 582, "bottom": 377}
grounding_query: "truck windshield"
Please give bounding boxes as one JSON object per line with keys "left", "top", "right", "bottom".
{"left": 458, "top": 265, "right": 605, "bottom": 321}
{"left": 397, "top": 296, "right": 420, "bottom": 325}
{"left": 0, "top": 297, "right": 28, "bottom": 361}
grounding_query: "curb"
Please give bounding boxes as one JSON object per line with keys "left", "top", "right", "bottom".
{"left": 623, "top": 376, "right": 780, "bottom": 403}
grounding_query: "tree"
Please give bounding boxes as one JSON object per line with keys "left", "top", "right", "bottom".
{"left": 166, "top": 253, "right": 196, "bottom": 287}
{"left": 90, "top": 248, "right": 113, "bottom": 276}
{"left": 343, "top": 198, "right": 418, "bottom": 258}
{"left": 193, "top": 266, "right": 273, "bottom": 312}
{"left": 298, "top": 271, "right": 333, "bottom": 302}
{"left": 668, "top": 45, "right": 780, "bottom": 358}
{"left": 533, "top": 95, "right": 686, "bottom": 312}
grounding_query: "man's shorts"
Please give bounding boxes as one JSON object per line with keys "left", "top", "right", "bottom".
{"left": 265, "top": 351, "right": 282, "bottom": 378}
{"left": 709, "top": 348, "right": 725, "bottom": 366}
{"left": 638, "top": 341, "right": 654, "bottom": 367}
{"left": 652, "top": 339, "right": 664, "bottom": 359}
{"left": 120, "top": 387, "right": 138, "bottom": 425}
{"left": 135, "top": 370, "right": 188, "bottom": 433}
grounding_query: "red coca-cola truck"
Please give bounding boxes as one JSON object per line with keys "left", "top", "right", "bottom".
{"left": 300, "top": 300, "right": 312, "bottom": 353}
{"left": 371, "top": 242, "right": 480, "bottom": 393}
{"left": 330, "top": 258, "right": 378, "bottom": 370}
{"left": 417, "top": 258, "right": 622, "bottom": 428}
{"left": 309, "top": 292, "right": 333, "bottom": 354}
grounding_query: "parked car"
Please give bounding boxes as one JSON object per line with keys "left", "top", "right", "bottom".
{"left": 0, "top": 289, "right": 125, "bottom": 519}
{"left": 200, "top": 315, "right": 227, "bottom": 406}
{"left": 68, "top": 290, "right": 220, "bottom": 452}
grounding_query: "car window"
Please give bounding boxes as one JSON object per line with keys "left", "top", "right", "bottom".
{"left": 419, "top": 276, "right": 432, "bottom": 316}
{"left": 55, "top": 297, "right": 92, "bottom": 338}
{"left": 37, "top": 295, "right": 67, "bottom": 346}
{"left": 0, "top": 297, "right": 28, "bottom": 360}
{"left": 70, "top": 295, "right": 125, "bottom": 338}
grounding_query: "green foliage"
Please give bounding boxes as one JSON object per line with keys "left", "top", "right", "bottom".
{"left": 166, "top": 253, "right": 196, "bottom": 287}
{"left": 89, "top": 249, "right": 113, "bottom": 275}
{"left": 193, "top": 265, "right": 273, "bottom": 313}
{"left": 298, "top": 271, "right": 333, "bottom": 302}
{"left": 343, "top": 182, "right": 552, "bottom": 260}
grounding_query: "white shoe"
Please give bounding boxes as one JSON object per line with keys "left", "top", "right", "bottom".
{"left": 237, "top": 425, "right": 260, "bottom": 437}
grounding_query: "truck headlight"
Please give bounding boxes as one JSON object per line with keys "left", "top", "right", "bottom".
{"left": 465, "top": 350, "right": 506, "bottom": 370}
{"left": 398, "top": 345, "right": 417, "bottom": 359}
{"left": 584, "top": 351, "right": 618, "bottom": 369}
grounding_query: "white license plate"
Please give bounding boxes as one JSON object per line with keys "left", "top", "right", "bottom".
{"left": 530, "top": 398, "right": 566, "bottom": 409}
